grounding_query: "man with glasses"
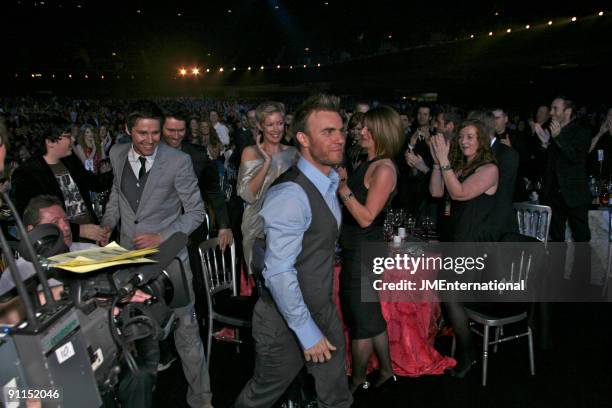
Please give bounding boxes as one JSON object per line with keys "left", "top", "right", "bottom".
{"left": 11, "top": 115, "right": 111, "bottom": 244}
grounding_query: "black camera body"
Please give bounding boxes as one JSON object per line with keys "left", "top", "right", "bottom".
{"left": 0, "top": 194, "right": 189, "bottom": 407}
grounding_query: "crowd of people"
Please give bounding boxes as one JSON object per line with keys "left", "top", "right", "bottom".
{"left": 0, "top": 93, "right": 611, "bottom": 407}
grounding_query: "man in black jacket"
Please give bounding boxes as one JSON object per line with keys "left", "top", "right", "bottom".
{"left": 161, "top": 102, "right": 233, "bottom": 248}
{"left": 161, "top": 101, "right": 234, "bottom": 354}
{"left": 541, "top": 97, "right": 592, "bottom": 243}
{"left": 11, "top": 115, "right": 111, "bottom": 244}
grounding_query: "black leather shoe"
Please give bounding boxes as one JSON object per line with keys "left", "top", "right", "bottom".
{"left": 449, "top": 359, "right": 477, "bottom": 379}
{"left": 374, "top": 375, "right": 398, "bottom": 393}
{"left": 352, "top": 381, "right": 372, "bottom": 397}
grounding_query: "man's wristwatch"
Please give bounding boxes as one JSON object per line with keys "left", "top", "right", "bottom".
{"left": 440, "top": 163, "right": 452, "bottom": 172}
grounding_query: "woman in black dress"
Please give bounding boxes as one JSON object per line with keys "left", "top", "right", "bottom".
{"left": 337, "top": 106, "right": 404, "bottom": 393}
{"left": 429, "top": 119, "right": 499, "bottom": 376}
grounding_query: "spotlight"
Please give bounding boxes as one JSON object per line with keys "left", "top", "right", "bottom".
{"left": 219, "top": 67, "right": 224, "bottom": 72}
{"left": 232, "top": 67, "right": 236, "bottom": 71}
{"left": 489, "top": 31, "right": 493, "bottom": 36}
{"left": 192, "top": 68, "right": 200, "bottom": 75}
{"left": 206, "top": 68, "right": 210, "bottom": 73}
{"left": 289, "top": 65, "right": 293, "bottom": 69}
{"left": 276, "top": 65, "right": 281, "bottom": 69}
{"left": 598, "top": 11, "right": 604, "bottom": 16}
{"left": 303, "top": 64, "right": 307, "bottom": 68}
{"left": 470, "top": 34, "right": 474, "bottom": 38}
{"left": 248, "top": 66, "right": 252, "bottom": 71}
{"left": 571, "top": 17, "right": 577, "bottom": 22}
{"left": 84, "top": 74, "right": 88, "bottom": 79}
{"left": 506, "top": 28, "right": 511, "bottom": 33}
{"left": 68, "top": 74, "right": 72, "bottom": 78}
{"left": 101, "top": 75, "right": 104, "bottom": 79}
{"left": 548, "top": 20, "right": 553, "bottom": 25}
{"left": 317, "top": 63, "right": 321, "bottom": 67}
{"left": 260, "top": 65, "right": 264, "bottom": 70}
{"left": 179, "top": 68, "right": 187, "bottom": 76}
{"left": 525, "top": 24, "right": 530, "bottom": 29}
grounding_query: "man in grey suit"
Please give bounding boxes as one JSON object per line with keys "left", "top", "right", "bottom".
{"left": 102, "top": 100, "right": 212, "bottom": 408}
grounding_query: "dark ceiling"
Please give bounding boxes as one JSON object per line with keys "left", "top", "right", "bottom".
{"left": 1, "top": 0, "right": 611, "bottom": 103}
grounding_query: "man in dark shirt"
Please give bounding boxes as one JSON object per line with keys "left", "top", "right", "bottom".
{"left": 11, "top": 115, "right": 111, "bottom": 244}
{"left": 161, "top": 102, "right": 232, "bottom": 247}
{"left": 541, "top": 96, "right": 592, "bottom": 290}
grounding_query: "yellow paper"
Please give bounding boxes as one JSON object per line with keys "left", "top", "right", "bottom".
{"left": 48, "top": 241, "right": 159, "bottom": 271}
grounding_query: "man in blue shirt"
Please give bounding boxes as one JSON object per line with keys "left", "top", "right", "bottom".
{"left": 234, "top": 94, "right": 352, "bottom": 408}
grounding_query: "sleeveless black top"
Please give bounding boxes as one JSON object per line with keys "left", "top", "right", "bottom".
{"left": 449, "top": 166, "right": 496, "bottom": 242}
{"left": 341, "top": 157, "right": 396, "bottom": 246}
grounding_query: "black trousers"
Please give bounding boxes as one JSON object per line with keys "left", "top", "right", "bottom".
{"left": 233, "top": 300, "right": 352, "bottom": 408}
{"left": 547, "top": 193, "right": 591, "bottom": 243}
{"left": 115, "top": 336, "right": 160, "bottom": 408}
{"left": 546, "top": 191, "right": 592, "bottom": 291}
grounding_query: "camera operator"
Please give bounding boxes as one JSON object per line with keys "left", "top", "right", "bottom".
{"left": 0, "top": 194, "right": 156, "bottom": 408}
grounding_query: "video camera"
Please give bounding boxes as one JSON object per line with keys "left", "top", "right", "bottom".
{"left": 0, "top": 192, "right": 191, "bottom": 407}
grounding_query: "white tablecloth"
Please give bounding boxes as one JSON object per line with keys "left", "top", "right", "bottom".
{"left": 565, "top": 209, "right": 610, "bottom": 285}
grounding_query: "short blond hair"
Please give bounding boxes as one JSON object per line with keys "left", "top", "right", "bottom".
{"left": 255, "top": 101, "right": 285, "bottom": 125}
{"left": 363, "top": 106, "right": 404, "bottom": 158}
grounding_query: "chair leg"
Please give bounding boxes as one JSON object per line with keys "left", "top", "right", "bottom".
{"left": 527, "top": 326, "right": 536, "bottom": 376}
{"left": 493, "top": 326, "right": 501, "bottom": 353}
{"left": 235, "top": 328, "right": 241, "bottom": 354}
{"left": 206, "top": 316, "right": 213, "bottom": 369}
{"left": 482, "top": 325, "right": 490, "bottom": 386}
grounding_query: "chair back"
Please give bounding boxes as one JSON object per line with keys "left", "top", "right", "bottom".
{"left": 497, "top": 234, "right": 547, "bottom": 300}
{"left": 513, "top": 203, "right": 551, "bottom": 245}
{"left": 198, "top": 238, "right": 237, "bottom": 298}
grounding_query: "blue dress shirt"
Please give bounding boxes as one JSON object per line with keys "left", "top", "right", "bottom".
{"left": 259, "top": 156, "right": 341, "bottom": 350}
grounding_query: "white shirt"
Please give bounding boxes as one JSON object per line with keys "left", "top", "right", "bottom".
{"left": 214, "top": 122, "right": 230, "bottom": 146}
{"left": 128, "top": 145, "right": 158, "bottom": 178}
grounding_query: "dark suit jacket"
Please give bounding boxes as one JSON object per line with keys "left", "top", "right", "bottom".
{"left": 11, "top": 154, "right": 113, "bottom": 241}
{"left": 541, "top": 120, "right": 592, "bottom": 208}
{"left": 491, "top": 139, "right": 520, "bottom": 239}
{"left": 230, "top": 129, "right": 256, "bottom": 169}
{"left": 181, "top": 142, "right": 230, "bottom": 229}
